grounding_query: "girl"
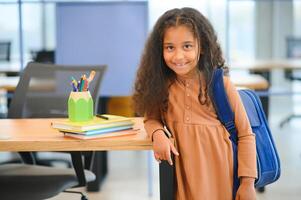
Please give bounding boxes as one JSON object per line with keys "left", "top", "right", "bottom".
{"left": 133, "top": 7, "right": 257, "bottom": 200}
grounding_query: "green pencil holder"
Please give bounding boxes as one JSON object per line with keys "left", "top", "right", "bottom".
{"left": 68, "top": 91, "right": 93, "bottom": 122}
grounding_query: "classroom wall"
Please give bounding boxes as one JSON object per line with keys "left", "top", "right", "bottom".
{"left": 56, "top": 2, "right": 148, "bottom": 96}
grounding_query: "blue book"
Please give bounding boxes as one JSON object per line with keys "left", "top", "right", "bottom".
{"left": 63, "top": 126, "right": 138, "bottom": 140}
{"left": 63, "top": 125, "right": 133, "bottom": 136}
{"left": 52, "top": 115, "right": 134, "bottom": 132}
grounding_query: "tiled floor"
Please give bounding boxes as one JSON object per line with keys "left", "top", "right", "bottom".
{"left": 51, "top": 92, "right": 301, "bottom": 200}
{"left": 51, "top": 151, "right": 160, "bottom": 200}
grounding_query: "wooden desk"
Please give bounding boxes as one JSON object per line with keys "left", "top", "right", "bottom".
{"left": 0, "top": 118, "right": 161, "bottom": 197}
{"left": 0, "top": 77, "right": 19, "bottom": 111}
{"left": 0, "top": 75, "right": 268, "bottom": 93}
{"left": 0, "top": 76, "right": 19, "bottom": 92}
{"left": 231, "top": 74, "right": 269, "bottom": 90}
{"left": 0, "top": 76, "right": 57, "bottom": 93}
{"left": 0, "top": 118, "right": 152, "bottom": 152}
{"left": 229, "top": 59, "right": 301, "bottom": 120}
{"left": 230, "top": 59, "right": 301, "bottom": 71}
{"left": 0, "top": 62, "right": 21, "bottom": 76}
{"left": 0, "top": 77, "right": 56, "bottom": 113}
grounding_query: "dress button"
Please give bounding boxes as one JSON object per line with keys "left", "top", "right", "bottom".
{"left": 186, "top": 83, "right": 189, "bottom": 87}
{"left": 187, "top": 93, "right": 190, "bottom": 97}
{"left": 186, "top": 117, "right": 190, "bottom": 121}
{"left": 186, "top": 106, "right": 190, "bottom": 109}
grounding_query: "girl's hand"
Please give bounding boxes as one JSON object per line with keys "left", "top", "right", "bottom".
{"left": 152, "top": 130, "right": 179, "bottom": 165}
{"left": 235, "top": 177, "right": 256, "bottom": 200}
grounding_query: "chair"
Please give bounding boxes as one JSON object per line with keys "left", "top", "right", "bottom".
{"left": 8, "top": 62, "right": 106, "bottom": 119}
{"left": 279, "top": 37, "right": 301, "bottom": 127}
{"left": 3, "top": 62, "right": 107, "bottom": 195}
{"left": 0, "top": 41, "right": 11, "bottom": 62}
{"left": 7, "top": 62, "right": 106, "bottom": 166}
{"left": 0, "top": 152, "right": 96, "bottom": 200}
{"left": 0, "top": 62, "right": 108, "bottom": 199}
{"left": 31, "top": 49, "right": 55, "bottom": 63}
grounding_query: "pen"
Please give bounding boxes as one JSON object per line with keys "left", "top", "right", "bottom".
{"left": 81, "top": 79, "right": 85, "bottom": 92}
{"left": 96, "top": 114, "right": 109, "bottom": 120}
{"left": 71, "top": 82, "right": 77, "bottom": 92}
{"left": 77, "top": 81, "right": 81, "bottom": 91}
{"left": 83, "top": 75, "right": 88, "bottom": 91}
{"left": 70, "top": 77, "right": 78, "bottom": 92}
{"left": 163, "top": 125, "right": 172, "bottom": 138}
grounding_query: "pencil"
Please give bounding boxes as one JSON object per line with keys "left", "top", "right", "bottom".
{"left": 96, "top": 114, "right": 109, "bottom": 120}
{"left": 88, "top": 70, "right": 96, "bottom": 82}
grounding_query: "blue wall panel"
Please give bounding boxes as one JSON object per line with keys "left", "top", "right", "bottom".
{"left": 56, "top": 2, "right": 148, "bottom": 96}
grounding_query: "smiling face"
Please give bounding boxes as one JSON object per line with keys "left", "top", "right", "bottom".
{"left": 163, "top": 25, "right": 200, "bottom": 79}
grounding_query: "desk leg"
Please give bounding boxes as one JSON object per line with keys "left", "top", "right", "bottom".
{"left": 251, "top": 70, "right": 270, "bottom": 119}
{"left": 159, "top": 160, "right": 175, "bottom": 200}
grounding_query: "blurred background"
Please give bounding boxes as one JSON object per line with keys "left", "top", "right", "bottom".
{"left": 0, "top": 0, "right": 301, "bottom": 199}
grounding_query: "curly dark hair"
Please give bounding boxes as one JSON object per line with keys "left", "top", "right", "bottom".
{"left": 133, "top": 7, "right": 228, "bottom": 116}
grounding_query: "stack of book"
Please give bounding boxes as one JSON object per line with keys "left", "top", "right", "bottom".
{"left": 51, "top": 114, "right": 136, "bottom": 139}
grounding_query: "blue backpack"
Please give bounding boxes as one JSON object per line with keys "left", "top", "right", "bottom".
{"left": 211, "top": 68, "right": 281, "bottom": 199}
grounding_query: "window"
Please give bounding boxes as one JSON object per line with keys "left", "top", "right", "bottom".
{"left": 0, "top": 0, "right": 55, "bottom": 70}
{"left": 0, "top": 0, "right": 257, "bottom": 70}
{"left": 0, "top": 3, "right": 19, "bottom": 63}
{"left": 294, "top": 0, "right": 301, "bottom": 36}
{"left": 228, "top": 0, "right": 255, "bottom": 61}
{"left": 149, "top": 0, "right": 255, "bottom": 62}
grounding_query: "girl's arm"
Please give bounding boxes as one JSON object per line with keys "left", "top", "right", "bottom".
{"left": 236, "top": 177, "right": 256, "bottom": 200}
{"left": 143, "top": 108, "right": 164, "bottom": 140}
{"left": 144, "top": 109, "right": 179, "bottom": 165}
{"left": 224, "top": 76, "right": 257, "bottom": 199}
{"left": 223, "top": 76, "right": 257, "bottom": 179}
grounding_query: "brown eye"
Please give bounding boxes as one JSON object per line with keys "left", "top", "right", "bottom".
{"left": 165, "top": 46, "right": 174, "bottom": 52}
{"left": 184, "top": 44, "right": 193, "bottom": 50}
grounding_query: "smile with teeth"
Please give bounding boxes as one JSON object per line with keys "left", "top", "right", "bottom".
{"left": 174, "top": 62, "right": 188, "bottom": 67}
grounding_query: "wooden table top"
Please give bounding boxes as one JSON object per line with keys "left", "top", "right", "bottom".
{"left": 0, "top": 74, "right": 268, "bottom": 93}
{"left": 230, "top": 74, "right": 269, "bottom": 90}
{"left": 0, "top": 76, "right": 19, "bottom": 92}
{"left": 0, "top": 61, "right": 21, "bottom": 74}
{"left": 0, "top": 76, "right": 56, "bottom": 92}
{"left": 230, "top": 59, "right": 301, "bottom": 71}
{"left": 0, "top": 118, "right": 152, "bottom": 152}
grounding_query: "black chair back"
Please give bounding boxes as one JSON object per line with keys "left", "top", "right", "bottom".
{"left": 8, "top": 62, "right": 106, "bottom": 119}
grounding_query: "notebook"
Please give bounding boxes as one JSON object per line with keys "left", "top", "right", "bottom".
{"left": 63, "top": 128, "right": 139, "bottom": 140}
{"left": 51, "top": 114, "right": 133, "bottom": 132}
{"left": 62, "top": 125, "right": 133, "bottom": 135}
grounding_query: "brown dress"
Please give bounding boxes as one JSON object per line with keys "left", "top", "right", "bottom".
{"left": 144, "top": 74, "right": 257, "bottom": 200}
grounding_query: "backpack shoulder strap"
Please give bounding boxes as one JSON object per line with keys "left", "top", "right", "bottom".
{"left": 211, "top": 68, "right": 238, "bottom": 143}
